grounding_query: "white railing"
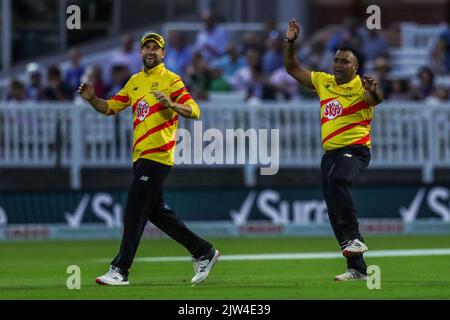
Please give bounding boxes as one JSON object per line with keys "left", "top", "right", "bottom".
{"left": 1, "top": 100, "right": 450, "bottom": 189}
{"left": 400, "top": 23, "right": 448, "bottom": 49}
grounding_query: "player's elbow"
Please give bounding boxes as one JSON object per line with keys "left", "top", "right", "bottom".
{"left": 189, "top": 104, "right": 201, "bottom": 119}
{"left": 103, "top": 108, "right": 115, "bottom": 116}
{"left": 191, "top": 109, "right": 201, "bottom": 120}
{"left": 284, "top": 64, "right": 298, "bottom": 75}
{"left": 377, "top": 97, "right": 384, "bottom": 105}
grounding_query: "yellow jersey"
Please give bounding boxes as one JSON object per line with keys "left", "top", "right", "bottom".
{"left": 311, "top": 71, "right": 374, "bottom": 151}
{"left": 106, "top": 63, "right": 200, "bottom": 166}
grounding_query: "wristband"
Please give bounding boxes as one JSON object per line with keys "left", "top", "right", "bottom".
{"left": 284, "top": 37, "right": 295, "bottom": 43}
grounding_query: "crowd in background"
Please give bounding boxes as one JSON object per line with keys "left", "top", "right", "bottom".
{"left": 5, "top": 12, "right": 450, "bottom": 104}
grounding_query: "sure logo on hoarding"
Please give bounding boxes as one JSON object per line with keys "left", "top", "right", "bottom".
{"left": 399, "top": 187, "right": 450, "bottom": 222}
{"left": 230, "top": 190, "right": 328, "bottom": 225}
{"left": 65, "top": 193, "right": 122, "bottom": 228}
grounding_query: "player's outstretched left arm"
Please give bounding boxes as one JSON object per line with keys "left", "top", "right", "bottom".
{"left": 362, "top": 74, "right": 384, "bottom": 106}
{"left": 153, "top": 91, "right": 197, "bottom": 119}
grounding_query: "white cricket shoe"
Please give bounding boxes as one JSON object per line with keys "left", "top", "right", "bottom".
{"left": 342, "top": 239, "right": 368, "bottom": 257}
{"left": 96, "top": 265, "right": 129, "bottom": 286}
{"left": 191, "top": 248, "right": 220, "bottom": 285}
{"left": 334, "top": 269, "right": 368, "bottom": 281}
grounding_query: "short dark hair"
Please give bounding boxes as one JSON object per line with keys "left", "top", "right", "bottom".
{"left": 336, "top": 46, "right": 360, "bottom": 65}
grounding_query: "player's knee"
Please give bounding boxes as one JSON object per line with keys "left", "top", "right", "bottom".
{"left": 148, "top": 204, "right": 174, "bottom": 223}
{"left": 148, "top": 212, "right": 163, "bottom": 225}
{"left": 160, "top": 202, "right": 174, "bottom": 213}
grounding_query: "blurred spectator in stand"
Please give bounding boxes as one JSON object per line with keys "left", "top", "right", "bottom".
{"left": 264, "top": 19, "right": 280, "bottom": 39}
{"left": 91, "top": 66, "right": 108, "bottom": 98}
{"left": 6, "top": 80, "right": 29, "bottom": 130}
{"left": 25, "top": 62, "right": 45, "bottom": 101}
{"left": 269, "top": 67, "right": 300, "bottom": 100}
{"left": 7, "top": 79, "right": 27, "bottom": 102}
{"left": 262, "top": 34, "right": 283, "bottom": 74}
{"left": 385, "top": 22, "right": 402, "bottom": 48}
{"left": 64, "top": 48, "right": 85, "bottom": 93}
{"left": 210, "top": 43, "right": 246, "bottom": 82}
{"left": 326, "top": 18, "right": 366, "bottom": 74}
{"left": 105, "top": 64, "right": 131, "bottom": 99}
{"left": 410, "top": 66, "right": 435, "bottom": 100}
{"left": 229, "top": 49, "right": 275, "bottom": 102}
{"left": 185, "top": 51, "right": 211, "bottom": 100}
{"left": 165, "top": 30, "right": 192, "bottom": 78}
{"left": 43, "top": 65, "right": 73, "bottom": 101}
{"left": 242, "top": 32, "right": 264, "bottom": 53}
{"left": 372, "top": 57, "right": 392, "bottom": 99}
{"left": 389, "top": 79, "right": 409, "bottom": 101}
{"left": 440, "top": 25, "right": 450, "bottom": 73}
{"left": 209, "top": 68, "right": 230, "bottom": 92}
{"left": 80, "top": 65, "right": 108, "bottom": 99}
{"left": 109, "top": 33, "right": 142, "bottom": 75}
{"left": 426, "top": 86, "right": 449, "bottom": 104}
{"left": 362, "top": 29, "right": 389, "bottom": 63}
{"left": 431, "top": 24, "right": 450, "bottom": 74}
{"left": 194, "top": 11, "right": 229, "bottom": 63}
{"left": 299, "top": 34, "right": 333, "bottom": 73}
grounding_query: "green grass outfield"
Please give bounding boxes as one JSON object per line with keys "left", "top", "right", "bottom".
{"left": 0, "top": 235, "right": 450, "bottom": 299}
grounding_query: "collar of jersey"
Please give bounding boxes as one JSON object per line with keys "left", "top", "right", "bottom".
{"left": 142, "top": 63, "right": 165, "bottom": 76}
{"left": 333, "top": 74, "right": 360, "bottom": 87}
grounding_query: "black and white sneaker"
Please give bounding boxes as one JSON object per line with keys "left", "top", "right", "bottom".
{"left": 191, "top": 248, "right": 220, "bottom": 285}
{"left": 342, "top": 239, "right": 368, "bottom": 257}
{"left": 96, "top": 265, "right": 129, "bottom": 286}
{"left": 334, "top": 268, "right": 368, "bottom": 281}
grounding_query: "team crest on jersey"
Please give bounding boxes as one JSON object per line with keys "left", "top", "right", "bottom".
{"left": 323, "top": 100, "right": 343, "bottom": 120}
{"left": 136, "top": 100, "right": 150, "bottom": 121}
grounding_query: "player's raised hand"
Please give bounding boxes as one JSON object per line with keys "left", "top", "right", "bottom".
{"left": 77, "top": 82, "right": 95, "bottom": 101}
{"left": 362, "top": 75, "right": 378, "bottom": 93}
{"left": 285, "top": 19, "right": 300, "bottom": 42}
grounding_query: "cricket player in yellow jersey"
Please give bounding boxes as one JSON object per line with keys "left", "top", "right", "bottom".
{"left": 284, "top": 19, "right": 383, "bottom": 281}
{"left": 78, "top": 32, "right": 219, "bottom": 286}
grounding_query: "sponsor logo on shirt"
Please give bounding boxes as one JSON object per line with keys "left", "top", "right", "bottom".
{"left": 136, "top": 100, "right": 150, "bottom": 121}
{"left": 323, "top": 100, "right": 343, "bottom": 120}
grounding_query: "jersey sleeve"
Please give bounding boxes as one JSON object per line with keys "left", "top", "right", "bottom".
{"left": 169, "top": 76, "right": 200, "bottom": 119}
{"left": 106, "top": 81, "right": 131, "bottom": 115}
{"left": 311, "top": 71, "right": 335, "bottom": 99}
{"left": 310, "top": 71, "right": 325, "bottom": 95}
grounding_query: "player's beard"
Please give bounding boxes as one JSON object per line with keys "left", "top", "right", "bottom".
{"left": 142, "top": 55, "right": 161, "bottom": 70}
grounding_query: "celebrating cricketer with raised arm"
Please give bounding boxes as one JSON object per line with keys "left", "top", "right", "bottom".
{"left": 284, "top": 19, "right": 383, "bottom": 281}
{"left": 78, "top": 32, "right": 219, "bottom": 286}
